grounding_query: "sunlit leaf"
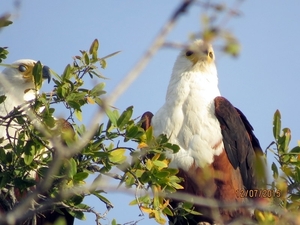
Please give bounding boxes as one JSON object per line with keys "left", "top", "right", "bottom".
{"left": 273, "top": 110, "right": 281, "bottom": 140}
{"left": 109, "top": 149, "right": 126, "bottom": 164}
{"left": 111, "top": 219, "right": 117, "bottom": 225}
{"left": 138, "top": 142, "right": 148, "bottom": 149}
{"left": 117, "top": 106, "right": 133, "bottom": 129}
{"left": 75, "top": 109, "right": 82, "bottom": 121}
{"left": 24, "top": 141, "right": 36, "bottom": 165}
{"left": 92, "top": 191, "right": 113, "bottom": 207}
{"left": 73, "top": 172, "right": 89, "bottom": 181}
{"left": 282, "top": 128, "right": 291, "bottom": 152}
{"left": 90, "top": 83, "right": 105, "bottom": 96}
{"left": 153, "top": 160, "right": 168, "bottom": 168}
{"left": 53, "top": 217, "right": 67, "bottom": 225}
{"left": 126, "top": 125, "right": 139, "bottom": 140}
{"left": 89, "top": 39, "right": 99, "bottom": 61}
{"left": 67, "top": 210, "right": 86, "bottom": 220}
{"left": 32, "top": 61, "right": 43, "bottom": 90}
{"left": 154, "top": 171, "right": 169, "bottom": 178}
{"left": 62, "top": 64, "right": 72, "bottom": 80}
{"left": 223, "top": 41, "right": 240, "bottom": 57}
{"left": 129, "top": 195, "right": 151, "bottom": 205}
{"left": 163, "top": 142, "right": 180, "bottom": 153}
{"left": 163, "top": 206, "right": 173, "bottom": 216}
{"left": 105, "top": 108, "right": 119, "bottom": 127}
{"left": 69, "top": 158, "right": 77, "bottom": 178}
{"left": 83, "top": 51, "right": 90, "bottom": 65}
{"left": 99, "top": 59, "right": 106, "bottom": 69}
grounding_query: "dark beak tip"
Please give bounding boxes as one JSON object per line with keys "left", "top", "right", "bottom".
{"left": 42, "top": 65, "right": 51, "bottom": 83}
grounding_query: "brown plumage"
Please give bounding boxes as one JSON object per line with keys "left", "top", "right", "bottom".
{"left": 141, "top": 100, "right": 263, "bottom": 224}
{"left": 140, "top": 40, "right": 264, "bottom": 224}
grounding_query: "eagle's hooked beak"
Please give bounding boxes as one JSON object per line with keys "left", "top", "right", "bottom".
{"left": 42, "top": 65, "right": 51, "bottom": 83}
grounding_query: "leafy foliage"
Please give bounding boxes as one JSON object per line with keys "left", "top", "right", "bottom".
{"left": 260, "top": 110, "right": 300, "bottom": 224}
{"left": 1, "top": 3, "right": 300, "bottom": 225}
{"left": 0, "top": 39, "right": 183, "bottom": 225}
{"left": 0, "top": 14, "right": 12, "bottom": 29}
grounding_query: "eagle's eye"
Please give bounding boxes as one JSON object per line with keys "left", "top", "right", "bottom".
{"left": 18, "top": 64, "right": 27, "bottom": 72}
{"left": 208, "top": 51, "right": 214, "bottom": 59}
{"left": 185, "top": 50, "right": 194, "bottom": 57}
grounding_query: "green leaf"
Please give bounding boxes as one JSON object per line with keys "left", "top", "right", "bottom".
{"left": 24, "top": 141, "right": 36, "bottom": 165}
{"left": 67, "top": 100, "right": 81, "bottom": 110}
{"left": 83, "top": 51, "right": 90, "bottom": 65}
{"left": 69, "top": 158, "right": 77, "bottom": 178}
{"left": 0, "top": 95, "right": 6, "bottom": 104}
{"left": 163, "top": 206, "right": 173, "bottom": 216}
{"left": 90, "top": 83, "right": 106, "bottom": 96}
{"left": 273, "top": 110, "right": 281, "bottom": 140}
{"left": 62, "top": 64, "right": 72, "bottom": 80}
{"left": 99, "top": 59, "right": 106, "bottom": 69}
{"left": 53, "top": 217, "right": 67, "bottom": 225}
{"left": 163, "top": 143, "right": 180, "bottom": 153}
{"left": 0, "top": 47, "right": 9, "bottom": 63}
{"left": 182, "top": 201, "right": 193, "bottom": 209}
{"left": 32, "top": 61, "right": 43, "bottom": 90}
{"left": 0, "top": 14, "right": 13, "bottom": 29}
{"left": 105, "top": 108, "right": 119, "bottom": 127}
{"left": 165, "top": 168, "right": 179, "bottom": 176}
{"left": 76, "top": 203, "right": 90, "bottom": 210}
{"left": 73, "top": 172, "right": 89, "bottom": 181}
{"left": 290, "top": 146, "right": 300, "bottom": 153}
{"left": 185, "top": 208, "right": 202, "bottom": 216}
{"left": 89, "top": 39, "right": 99, "bottom": 61}
{"left": 271, "top": 162, "right": 278, "bottom": 179}
{"left": 157, "top": 134, "right": 168, "bottom": 144}
{"left": 153, "top": 160, "right": 168, "bottom": 168}
{"left": 223, "top": 40, "right": 240, "bottom": 57}
{"left": 126, "top": 125, "right": 139, "bottom": 140}
{"left": 109, "top": 149, "right": 126, "bottom": 164}
{"left": 154, "top": 171, "right": 170, "bottom": 178}
{"left": 117, "top": 106, "right": 133, "bottom": 129}
{"left": 75, "top": 109, "right": 82, "bottom": 121}
{"left": 129, "top": 195, "right": 151, "bottom": 205}
{"left": 92, "top": 191, "right": 113, "bottom": 207}
{"left": 282, "top": 128, "right": 291, "bottom": 152}
{"left": 111, "top": 219, "right": 117, "bottom": 225}
{"left": 146, "top": 126, "right": 153, "bottom": 143}
{"left": 67, "top": 210, "right": 86, "bottom": 220}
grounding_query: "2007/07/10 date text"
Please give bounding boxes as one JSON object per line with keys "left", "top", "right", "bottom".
{"left": 236, "top": 189, "right": 281, "bottom": 198}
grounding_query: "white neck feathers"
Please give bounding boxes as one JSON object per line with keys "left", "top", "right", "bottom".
{"left": 152, "top": 56, "right": 223, "bottom": 171}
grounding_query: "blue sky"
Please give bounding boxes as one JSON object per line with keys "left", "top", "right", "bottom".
{"left": 1, "top": 1, "right": 300, "bottom": 224}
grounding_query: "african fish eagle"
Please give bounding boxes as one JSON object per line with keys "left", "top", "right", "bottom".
{"left": 141, "top": 40, "right": 263, "bottom": 224}
{"left": 0, "top": 59, "right": 74, "bottom": 225}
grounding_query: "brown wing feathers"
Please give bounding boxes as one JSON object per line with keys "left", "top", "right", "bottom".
{"left": 214, "top": 96, "right": 262, "bottom": 190}
{"left": 141, "top": 97, "right": 262, "bottom": 224}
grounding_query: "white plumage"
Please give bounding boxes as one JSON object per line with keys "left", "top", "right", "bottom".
{"left": 152, "top": 40, "right": 224, "bottom": 171}
{"left": 0, "top": 59, "right": 51, "bottom": 145}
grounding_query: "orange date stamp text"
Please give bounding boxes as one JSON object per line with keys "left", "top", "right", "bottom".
{"left": 235, "top": 189, "right": 281, "bottom": 198}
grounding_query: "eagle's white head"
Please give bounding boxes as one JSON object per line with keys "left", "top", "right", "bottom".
{"left": 166, "top": 40, "right": 220, "bottom": 106}
{"left": 171, "top": 39, "right": 217, "bottom": 78}
{"left": 0, "top": 59, "right": 51, "bottom": 107}
{"left": 0, "top": 59, "right": 51, "bottom": 141}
